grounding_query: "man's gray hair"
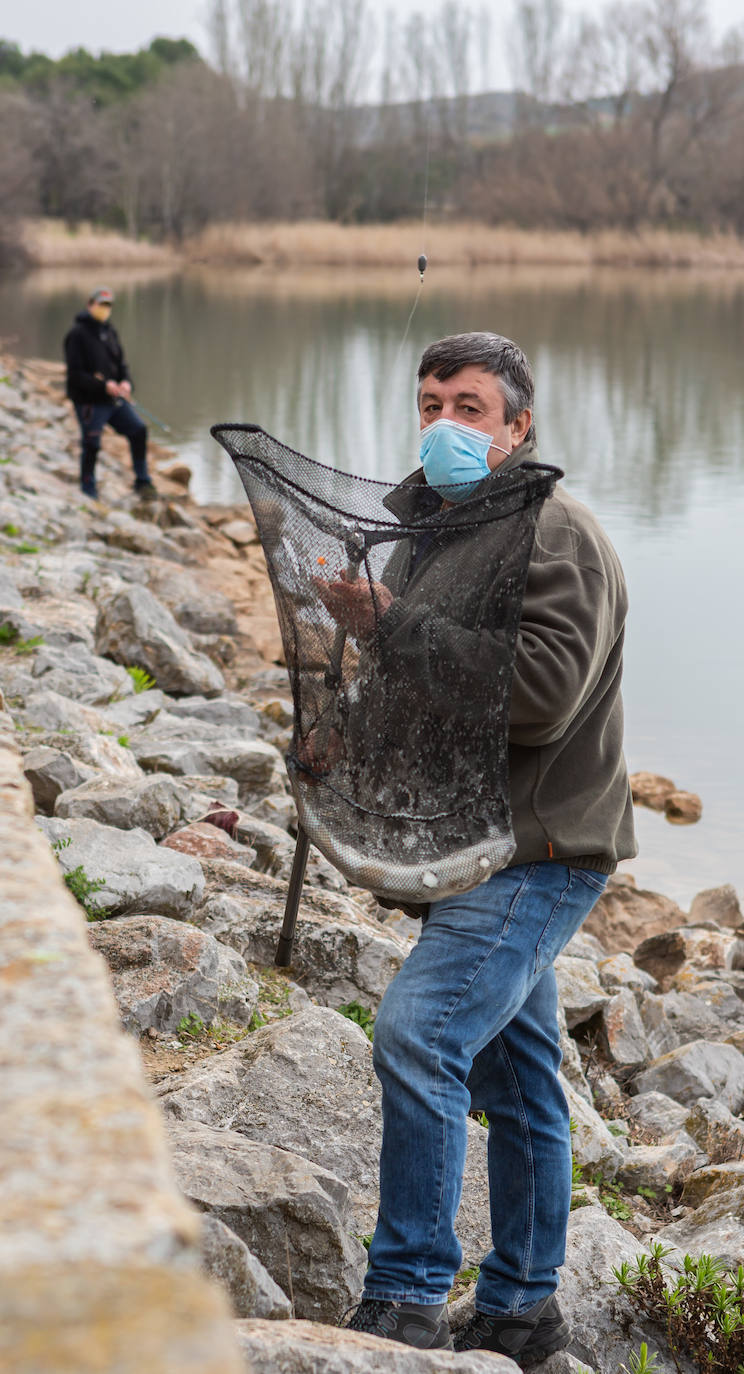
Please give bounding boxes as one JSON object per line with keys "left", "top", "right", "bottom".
{"left": 417, "top": 332, "right": 536, "bottom": 443}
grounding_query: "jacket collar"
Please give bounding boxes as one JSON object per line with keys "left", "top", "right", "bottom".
{"left": 383, "top": 438, "right": 542, "bottom": 523}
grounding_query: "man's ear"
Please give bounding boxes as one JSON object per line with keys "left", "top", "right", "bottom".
{"left": 510, "top": 408, "right": 532, "bottom": 444}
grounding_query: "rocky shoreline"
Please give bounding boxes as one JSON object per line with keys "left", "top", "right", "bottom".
{"left": 1, "top": 355, "right": 743, "bottom": 1374}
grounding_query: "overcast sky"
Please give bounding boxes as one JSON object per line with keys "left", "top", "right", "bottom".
{"left": 3, "top": 0, "right": 742, "bottom": 89}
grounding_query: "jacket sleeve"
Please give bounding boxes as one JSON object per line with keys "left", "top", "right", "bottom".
{"left": 64, "top": 328, "right": 109, "bottom": 401}
{"left": 113, "top": 329, "right": 133, "bottom": 387}
{"left": 508, "top": 555, "right": 616, "bottom": 746}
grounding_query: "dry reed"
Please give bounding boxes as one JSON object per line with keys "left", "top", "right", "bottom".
{"left": 20, "top": 217, "right": 744, "bottom": 273}
{"left": 22, "top": 219, "right": 179, "bottom": 268}
{"left": 186, "top": 220, "right": 744, "bottom": 271}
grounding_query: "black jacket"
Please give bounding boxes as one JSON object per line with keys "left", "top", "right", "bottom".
{"left": 64, "top": 310, "right": 132, "bottom": 404}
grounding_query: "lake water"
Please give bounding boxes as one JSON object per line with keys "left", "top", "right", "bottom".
{"left": 2, "top": 263, "right": 743, "bottom": 909}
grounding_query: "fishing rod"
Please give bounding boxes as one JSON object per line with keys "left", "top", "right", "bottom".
{"left": 130, "top": 399, "right": 172, "bottom": 434}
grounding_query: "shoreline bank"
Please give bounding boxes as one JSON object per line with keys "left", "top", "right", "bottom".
{"left": 20, "top": 217, "right": 744, "bottom": 273}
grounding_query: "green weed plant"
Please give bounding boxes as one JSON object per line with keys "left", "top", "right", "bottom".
{"left": 615, "top": 1241, "right": 744, "bottom": 1373}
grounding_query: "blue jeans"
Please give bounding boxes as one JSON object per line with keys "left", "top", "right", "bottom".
{"left": 74, "top": 399, "right": 149, "bottom": 494}
{"left": 364, "top": 861, "right": 607, "bottom": 1314}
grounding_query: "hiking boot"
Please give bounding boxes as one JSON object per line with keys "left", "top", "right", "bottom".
{"left": 81, "top": 482, "right": 99, "bottom": 499}
{"left": 341, "top": 1297, "right": 453, "bottom": 1350}
{"left": 453, "top": 1294, "right": 570, "bottom": 1366}
{"left": 134, "top": 478, "right": 157, "bottom": 501}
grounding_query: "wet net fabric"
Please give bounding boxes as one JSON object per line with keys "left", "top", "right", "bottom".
{"left": 212, "top": 424, "right": 560, "bottom": 904}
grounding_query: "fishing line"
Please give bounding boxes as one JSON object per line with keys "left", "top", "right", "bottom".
{"left": 389, "top": 99, "right": 432, "bottom": 380}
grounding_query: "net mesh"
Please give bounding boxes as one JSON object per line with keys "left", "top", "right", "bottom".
{"left": 212, "top": 423, "right": 560, "bottom": 903}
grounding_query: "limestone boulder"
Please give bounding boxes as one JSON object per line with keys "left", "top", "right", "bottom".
{"left": 584, "top": 877, "right": 686, "bottom": 957}
{"left": 88, "top": 914, "right": 258, "bottom": 1033}
{"left": 616, "top": 1141, "right": 697, "bottom": 1194}
{"left": 601, "top": 989, "right": 649, "bottom": 1068}
{"left": 37, "top": 815, "right": 205, "bottom": 919}
{"left": 55, "top": 772, "right": 184, "bottom": 840}
{"left": 657, "top": 1185, "right": 744, "bottom": 1271}
{"left": 664, "top": 791, "right": 702, "bottom": 824}
{"left": 31, "top": 641, "right": 133, "bottom": 706}
{"left": 560, "top": 1075, "right": 625, "bottom": 1179}
{"left": 234, "top": 1319, "right": 518, "bottom": 1373}
{"left": 625, "top": 1093, "right": 691, "bottom": 1145}
{"left": 200, "top": 1215, "right": 291, "bottom": 1320}
{"left": 130, "top": 732, "right": 285, "bottom": 803}
{"left": 554, "top": 956, "right": 608, "bottom": 1029}
{"left": 161, "top": 822, "right": 256, "bottom": 866}
{"left": 681, "top": 1162, "right": 744, "bottom": 1209}
{"left": 633, "top": 1040, "right": 744, "bottom": 1112}
{"left": 164, "top": 692, "right": 260, "bottom": 733}
{"left": 684, "top": 1099, "right": 744, "bottom": 1162}
{"left": 637, "top": 989, "right": 730, "bottom": 1057}
{"left": 629, "top": 771, "right": 677, "bottom": 810}
{"left": 158, "top": 1006, "right": 493, "bottom": 1267}
{"left": 196, "top": 862, "right": 408, "bottom": 1010}
{"left": 95, "top": 583, "right": 225, "bottom": 697}
{"left": 167, "top": 1119, "right": 367, "bottom": 1322}
{"left": 688, "top": 884, "right": 743, "bottom": 930}
{"left": 22, "top": 745, "right": 96, "bottom": 814}
{"left": 597, "top": 953, "right": 657, "bottom": 993}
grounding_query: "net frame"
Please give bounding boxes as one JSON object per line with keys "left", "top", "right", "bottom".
{"left": 212, "top": 423, "right": 561, "bottom": 903}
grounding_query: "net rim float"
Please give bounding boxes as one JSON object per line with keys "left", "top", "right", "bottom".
{"left": 422, "top": 870, "right": 439, "bottom": 889}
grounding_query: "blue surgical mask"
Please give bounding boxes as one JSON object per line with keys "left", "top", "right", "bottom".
{"left": 419, "top": 418, "right": 509, "bottom": 501}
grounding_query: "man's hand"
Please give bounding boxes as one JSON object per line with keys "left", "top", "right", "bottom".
{"left": 118, "top": 380, "right": 132, "bottom": 399}
{"left": 105, "top": 380, "right": 122, "bottom": 398}
{"left": 315, "top": 571, "right": 393, "bottom": 640}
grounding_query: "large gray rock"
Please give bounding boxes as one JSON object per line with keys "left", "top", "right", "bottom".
{"left": 55, "top": 772, "right": 184, "bottom": 839}
{"left": 554, "top": 956, "right": 609, "bottom": 1029}
{"left": 22, "top": 745, "right": 96, "bottom": 814}
{"left": 130, "top": 733, "right": 284, "bottom": 802}
{"left": 616, "top": 1141, "right": 697, "bottom": 1194}
{"left": 37, "top": 815, "right": 205, "bottom": 919}
{"left": 681, "top": 1162, "right": 744, "bottom": 1209}
{"left": 597, "top": 953, "right": 657, "bottom": 993}
{"left": 600, "top": 989, "right": 649, "bottom": 1067}
{"left": 95, "top": 583, "right": 225, "bottom": 696}
{"left": 234, "top": 1319, "right": 518, "bottom": 1372}
{"left": 688, "top": 884, "right": 743, "bottom": 930}
{"left": 637, "top": 990, "right": 730, "bottom": 1056}
{"left": 633, "top": 1040, "right": 744, "bottom": 1112}
{"left": 167, "top": 1119, "right": 366, "bottom": 1323}
{"left": 158, "top": 1006, "right": 492, "bottom": 1266}
{"left": 657, "top": 1185, "right": 744, "bottom": 1271}
{"left": 31, "top": 641, "right": 133, "bottom": 705}
{"left": 164, "top": 693, "right": 259, "bottom": 733}
{"left": 88, "top": 914, "right": 258, "bottom": 1033}
{"left": 561, "top": 1075, "right": 625, "bottom": 1179}
{"left": 196, "top": 862, "right": 408, "bottom": 1009}
{"left": 200, "top": 1215, "right": 291, "bottom": 1319}
{"left": 625, "top": 1092, "right": 690, "bottom": 1144}
{"left": 684, "top": 1099, "right": 744, "bottom": 1162}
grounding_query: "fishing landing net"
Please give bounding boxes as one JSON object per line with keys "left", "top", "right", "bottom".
{"left": 212, "top": 424, "right": 560, "bottom": 905}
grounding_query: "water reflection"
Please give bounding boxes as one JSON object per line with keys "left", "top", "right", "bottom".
{"left": 1, "top": 264, "right": 742, "bottom": 903}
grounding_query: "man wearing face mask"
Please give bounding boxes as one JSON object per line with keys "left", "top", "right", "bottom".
{"left": 320, "top": 332, "right": 636, "bottom": 1361}
{"left": 64, "top": 286, "right": 156, "bottom": 500}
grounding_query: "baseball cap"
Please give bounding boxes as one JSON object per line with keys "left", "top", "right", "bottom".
{"left": 89, "top": 286, "right": 114, "bottom": 305}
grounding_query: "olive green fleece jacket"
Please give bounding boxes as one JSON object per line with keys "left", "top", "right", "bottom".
{"left": 379, "top": 442, "right": 637, "bottom": 874}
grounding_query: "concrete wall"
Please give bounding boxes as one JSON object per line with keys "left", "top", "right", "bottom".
{"left": 0, "top": 737, "right": 245, "bottom": 1373}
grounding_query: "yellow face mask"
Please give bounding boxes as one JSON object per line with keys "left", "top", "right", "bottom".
{"left": 88, "top": 301, "right": 112, "bottom": 323}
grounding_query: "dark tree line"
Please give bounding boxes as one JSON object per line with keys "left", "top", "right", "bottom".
{"left": 1, "top": 0, "right": 744, "bottom": 267}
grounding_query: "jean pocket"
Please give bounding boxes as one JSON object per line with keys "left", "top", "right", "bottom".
{"left": 572, "top": 867, "right": 609, "bottom": 895}
{"left": 533, "top": 871, "right": 604, "bottom": 975}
